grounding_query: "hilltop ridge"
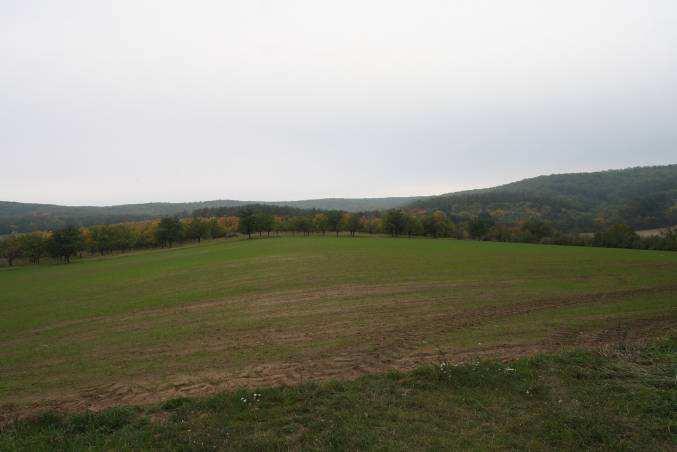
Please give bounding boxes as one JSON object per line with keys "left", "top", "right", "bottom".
{"left": 2, "top": 164, "right": 675, "bottom": 234}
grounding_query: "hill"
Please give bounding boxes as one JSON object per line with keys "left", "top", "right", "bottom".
{"left": 408, "top": 165, "right": 677, "bottom": 231}
{"left": 2, "top": 164, "right": 675, "bottom": 234}
{"left": 0, "top": 197, "right": 423, "bottom": 234}
{"left": 0, "top": 200, "right": 242, "bottom": 235}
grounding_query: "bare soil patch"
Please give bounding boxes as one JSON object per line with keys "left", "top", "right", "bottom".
{"left": 1, "top": 284, "right": 674, "bottom": 425}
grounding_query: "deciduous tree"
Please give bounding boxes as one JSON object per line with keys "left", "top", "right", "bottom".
{"left": 238, "top": 209, "right": 257, "bottom": 239}
{"left": 467, "top": 212, "right": 495, "bottom": 240}
{"left": 18, "top": 232, "right": 48, "bottom": 264}
{"left": 383, "top": 209, "right": 407, "bottom": 236}
{"left": 185, "top": 218, "right": 210, "bottom": 243}
{"left": 255, "top": 213, "right": 275, "bottom": 237}
{"left": 327, "top": 210, "right": 343, "bottom": 237}
{"left": 48, "top": 226, "right": 83, "bottom": 263}
{"left": 345, "top": 213, "right": 362, "bottom": 237}
{"left": 155, "top": 217, "right": 183, "bottom": 247}
{"left": 0, "top": 235, "right": 22, "bottom": 266}
{"left": 313, "top": 213, "right": 329, "bottom": 235}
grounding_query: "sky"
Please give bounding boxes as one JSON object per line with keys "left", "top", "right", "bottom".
{"left": 2, "top": 1, "right": 676, "bottom": 206}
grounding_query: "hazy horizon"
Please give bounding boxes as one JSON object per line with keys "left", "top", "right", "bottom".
{"left": 3, "top": 1, "right": 676, "bottom": 205}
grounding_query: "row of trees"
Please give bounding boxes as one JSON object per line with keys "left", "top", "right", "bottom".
{"left": 0, "top": 216, "right": 241, "bottom": 266}
{"left": 238, "top": 209, "right": 359, "bottom": 238}
{"left": 0, "top": 226, "right": 87, "bottom": 266}
{"left": 234, "top": 207, "right": 677, "bottom": 250}
{"left": 0, "top": 207, "right": 456, "bottom": 266}
{"left": 234, "top": 208, "right": 458, "bottom": 239}
{"left": 2, "top": 206, "right": 675, "bottom": 267}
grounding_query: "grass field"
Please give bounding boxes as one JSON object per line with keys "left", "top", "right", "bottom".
{"left": 2, "top": 340, "right": 674, "bottom": 450}
{"left": 1, "top": 236, "right": 676, "bottom": 427}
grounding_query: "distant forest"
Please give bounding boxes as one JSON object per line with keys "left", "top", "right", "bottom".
{"left": 410, "top": 165, "right": 677, "bottom": 231}
{"left": 1, "top": 165, "right": 675, "bottom": 235}
{"left": 0, "top": 198, "right": 420, "bottom": 235}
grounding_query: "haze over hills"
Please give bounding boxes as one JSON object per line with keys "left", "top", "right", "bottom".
{"left": 1, "top": 165, "right": 675, "bottom": 234}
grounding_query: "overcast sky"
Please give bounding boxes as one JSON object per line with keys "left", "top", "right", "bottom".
{"left": 2, "top": 1, "right": 676, "bottom": 205}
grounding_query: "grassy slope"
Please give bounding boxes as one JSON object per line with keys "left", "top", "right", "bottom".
{"left": 1, "top": 339, "right": 675, "bottom": 450}
{"left": 1, "top": 237, "right": 676, "bottom": 416}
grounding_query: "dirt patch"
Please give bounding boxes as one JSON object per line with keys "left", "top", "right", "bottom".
{"left": 1, "top": 283, "right": 675, "bottom": 426}
{"left": 1, "top": 312, "right": 673, "bottom": 427}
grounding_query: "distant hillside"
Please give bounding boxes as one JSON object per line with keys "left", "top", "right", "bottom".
{"left": 275, "top": 197, "right": 426, "bottom": 212}
{"left": 0, "top": 200, "right": 246, "bottom": 234}
{"left": 408, "top": 165, "right": 677, "bottom": 231}
{"left": 2, "top": 165, "right": 675, "bottom": 234}
{"left": 0, "top": 197, "right": 422, "bottom": 234}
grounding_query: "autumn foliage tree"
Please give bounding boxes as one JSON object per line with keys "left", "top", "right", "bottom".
{"left": 313, "top": 213, "right": 329, "bottom": 235}
{"left": 423, "top": 211, "right": 449, "bottom": 238}
{"left": 0, "top": 235, "right": 22, "bottom": 266}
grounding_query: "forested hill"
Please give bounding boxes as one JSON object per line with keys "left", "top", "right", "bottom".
{"left": 2, "top": 165, "right": 675, "bottom": 234}
{"left": 0, "top": 197, "right": 422, "bottom": 234}
{"left": 408, "top": 165, "right": 677, "bottom": 231}
{"left": 272, "top": 197, "right": 426, "bottom": 212}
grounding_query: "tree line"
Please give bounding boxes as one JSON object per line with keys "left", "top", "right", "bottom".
{"left": 234, "top": 207, "right": 677, "bottom": 252}
{"left": 0, "top": 216, "right": 238, "bottom": 266}
{"left": 1, "top": 206, "right": 675, "bottom": 267}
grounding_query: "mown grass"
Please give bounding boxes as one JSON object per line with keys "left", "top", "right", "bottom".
{"left": 1, "top": 236, "right": 676, "bottom": 414}
{"left": 1, "top": 338, "right": 674, "bottom": 451}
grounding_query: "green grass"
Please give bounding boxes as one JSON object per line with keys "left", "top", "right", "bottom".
{"left": 1, "top": 236, "right": 676, "bottom": 419}
{"left": 1, "top": 339, "right": 674, "bottom": 451}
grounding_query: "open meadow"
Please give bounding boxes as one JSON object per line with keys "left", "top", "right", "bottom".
{"left": 1, "top": 236, "right": 676, "bottom": 448}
